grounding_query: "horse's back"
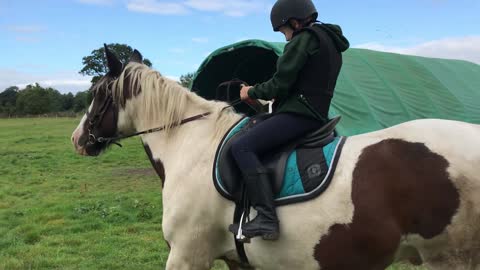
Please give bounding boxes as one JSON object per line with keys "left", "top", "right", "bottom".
{"left": 244, "top": 118, "right": 480, "bottom": 270}
{"left": 353, "top": 118, "right": 480, "bottom": 183}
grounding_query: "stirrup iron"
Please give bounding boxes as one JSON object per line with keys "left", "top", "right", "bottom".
{"left": 236, "top": 211, "right": 251, "bottom": 243}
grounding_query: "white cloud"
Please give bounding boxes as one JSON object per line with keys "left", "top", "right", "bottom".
{"left": 77, "top": 0, "right": 114, "bottom": 5}
{"left": 192, "top": 37, "right": 209, "bottom": 43}
{"left": 127, "top": 0, "right": 189, "bottom": 15}
{"left": 165, "top": 75, "right": 180, "bottom": 81}
{"left": 183, "top": 0, "right": 224, "bottom": 11}
{"left": 0, "top": 69, "right": 92, "bottom": 93}
{"left": 224, "top": 10, "right": 248, "bottom": 17}
{"left": 5, "top": 25, "right": 46, "bottom": 43}
{"left": 16, "top": 80, "right": 92, "bottom": 91}
{"left": 126, "top": 0, "right": 269, "bottom": 17}
{"left": 184, "top": 0, "right": 267, "bottom": 16}
{"left": 6, "top": 25, "right": 46, "bottom": 33}
{"left": 235, "top": 37, "right": 253, "bottom": 42}
{"left": 354, "top": 36, "right": 480, "bottom": 64}
{"left": 15, "top": 36, "right": 41, "bottom": 43}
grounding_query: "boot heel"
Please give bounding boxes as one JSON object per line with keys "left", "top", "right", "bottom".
{"left": 262, "top": 232, "right": 279, "bottom": 241}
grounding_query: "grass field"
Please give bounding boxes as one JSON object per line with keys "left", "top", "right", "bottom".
{"left": 0, "top": 118, "right": 424, "bottom": 270}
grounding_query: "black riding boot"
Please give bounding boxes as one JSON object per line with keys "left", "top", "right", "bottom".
{"left": 229, "top": 171, "right": 279, "bottom": 240}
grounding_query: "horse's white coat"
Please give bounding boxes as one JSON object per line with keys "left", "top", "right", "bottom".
{"left": 72, "top": 63, "right": 480, "bottom": 270}
{"left": 72, "top": 102, "right": 93, "bottom": 155}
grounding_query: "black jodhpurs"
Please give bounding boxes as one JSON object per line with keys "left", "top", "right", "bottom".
{"left": 231, "top": 113, "right": 324, "bottom": 174}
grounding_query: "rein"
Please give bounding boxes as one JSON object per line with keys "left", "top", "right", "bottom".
{"left": 94, "top": 112, "right": 213, "bottom": 146}
{"left": 91, "top": 98, "right": 243, "bottom": 147}
{"left": 87, "top": 77, "right": 245, "bottom": 147}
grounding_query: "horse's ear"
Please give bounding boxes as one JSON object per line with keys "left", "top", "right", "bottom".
{"left": 104, "top": 43, "right": 123, "bottom": 77}
{"left": 129, "top": 49, "right": 143, "bottom": 64}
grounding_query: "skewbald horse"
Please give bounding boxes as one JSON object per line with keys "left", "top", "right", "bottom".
{"left": 72, "top": 47, "right": 480, "bottom": 270}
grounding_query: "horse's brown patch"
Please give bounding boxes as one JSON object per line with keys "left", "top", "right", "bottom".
{"left": 143, "top": 144, "right": 165, "bottom": 187}
{"left": 119, "top": 69, "right": 142, "bottom": 108}
{"left": 314, "top": 139, "right": 460, "bottom": 269}
{"left": 81, "top": 85, "right": 119, "bottom": 156}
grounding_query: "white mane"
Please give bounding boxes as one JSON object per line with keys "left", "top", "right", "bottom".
{"left": 110, "top": 62, "right": 241, "bottom": 139}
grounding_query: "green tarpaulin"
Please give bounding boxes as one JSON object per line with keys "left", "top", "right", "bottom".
{"left": 192, "top": 39, "right": 480, "bottom": 136}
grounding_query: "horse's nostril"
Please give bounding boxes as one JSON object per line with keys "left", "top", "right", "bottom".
{"left": 72, "top": 133, "right": 80, "bottom": 148}
{"left": 72, "top": 134, "right": 78, "bottom": 145}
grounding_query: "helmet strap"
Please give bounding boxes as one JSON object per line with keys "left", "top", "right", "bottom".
{"left": 288, "top": 17, "right": 315, "bottom": 32}
{"left": 300, "top": 16, "right": 316, "bottom": 28}
{"left": 287, "top": 20, "right": 296, "bottom": 31}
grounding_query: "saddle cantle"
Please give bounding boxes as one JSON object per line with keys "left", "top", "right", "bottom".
{"left": 213, "top": 115, "right": 347, "bottom": 206}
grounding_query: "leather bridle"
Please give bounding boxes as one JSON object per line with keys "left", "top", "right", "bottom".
{"left": 86, "top": 85, "right": 119, "bottom": 146}
{"left": 85, "top": 79, "right": 248, "bottom": 147}
{"left": 85, "top": 84, "right": 226, "bottom": 147}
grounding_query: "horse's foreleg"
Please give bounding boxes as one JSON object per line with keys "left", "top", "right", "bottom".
{"left": 223, "top": 258, "right": 255, "bottom": 270}
{"left": 165, "top": 248, "right": 214, "bottom": 270}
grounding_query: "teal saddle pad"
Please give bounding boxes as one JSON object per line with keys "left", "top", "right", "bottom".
{"left": 213, "top": 117, "right": 347, "bottom": 206}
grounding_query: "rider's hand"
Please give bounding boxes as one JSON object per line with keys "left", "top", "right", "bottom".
{"left": 240, "top": 85, "right": 253, "bottom": 101}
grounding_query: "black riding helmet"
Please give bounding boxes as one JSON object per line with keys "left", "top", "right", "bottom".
{"left": 270, "top": 0, "right": 318, "bottom": 32}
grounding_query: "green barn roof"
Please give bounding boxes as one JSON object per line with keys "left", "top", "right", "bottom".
{"left": 192, "top": 39, "right": 480, "bottom": 136}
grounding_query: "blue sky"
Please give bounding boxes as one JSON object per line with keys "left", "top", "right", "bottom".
{"left": 0, "top": 0, "right": 479, "bottom": 93}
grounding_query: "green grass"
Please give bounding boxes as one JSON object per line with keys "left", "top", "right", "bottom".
{"left": 0, "top": 118, "right": 423, "bottom": 270}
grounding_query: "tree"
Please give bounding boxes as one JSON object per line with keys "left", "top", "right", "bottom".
{"left": 16, "top": 84, "right": 50, "bottom": 115}
{"left": 62, "top": 93, "right": 75, "bottom": 111}
{"left": 45, "top": 87, "right": 63, "bottom": 113}
{"left": 0, "top": 86, "right": 19, "bottom": 116}
{"left": 80, "top": 43, "right": 152, "bottom": 85}
{"left": 180, "top": 73, "right": 194, "bottom": 88}
{"left": 14, "top": 84, "right": 73, "bottom": 115}
{"left": 0, "top": 86, "right": 19, "bottom": 106}
{"left": 73, "top": 91, "right": 90, "bottom": 112}
{"left": 1, "top": 85, "right": 90, "bottom": 116}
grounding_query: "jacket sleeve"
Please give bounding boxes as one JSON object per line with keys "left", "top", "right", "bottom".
{"left": 248, "top": 33, "right": 312, "bottom": 101}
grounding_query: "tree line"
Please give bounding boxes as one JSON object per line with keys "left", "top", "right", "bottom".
{"left": 0, "top": 84, "right": 92, "bottom": 117}
{"left": 0, "top": 43, "right": 195, "bottom": 117}
{"left": 0, "top": 74, "right": 193, "bottom": 118}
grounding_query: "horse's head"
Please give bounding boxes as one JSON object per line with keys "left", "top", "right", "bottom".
{"left": 71, "top": 44, "right": 144, "bottom": 156}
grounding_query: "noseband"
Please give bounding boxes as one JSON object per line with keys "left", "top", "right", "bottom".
{"left": 86, "top": 86, "right": 119, "bottom": 146}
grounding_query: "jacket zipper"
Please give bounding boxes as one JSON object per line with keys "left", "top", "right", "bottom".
{"left": 298, "top": 94, "right": 327, "bottom": 123}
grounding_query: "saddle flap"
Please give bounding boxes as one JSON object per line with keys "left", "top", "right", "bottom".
{"left": 264, "top": 145, "right": 296, "bottom": 195}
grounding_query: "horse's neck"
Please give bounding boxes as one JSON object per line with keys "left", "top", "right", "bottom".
{"left": 133, "top": 89, "right": 241, "bottom": 254}
{"left": 137, "top": 95, "right": 242, "bottom": 187}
